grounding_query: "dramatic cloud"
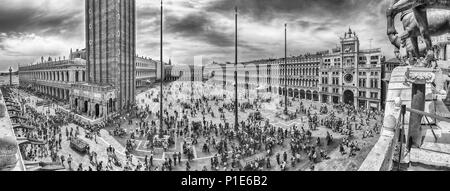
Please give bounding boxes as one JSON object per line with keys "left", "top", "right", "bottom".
{"left": 0, "top": 0, "right": 402, "bottom": 72}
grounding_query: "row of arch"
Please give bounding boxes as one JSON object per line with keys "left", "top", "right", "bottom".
{"left": 274, "top": 87, "right": 320, "bottom": 101}
{"left": 21, "top": 70, "right": 86, "bottom": 83}
{"left": 280, "top": 78, "right": 319, "bottom": 87}
{"left": 280, "top": 67, "right": 320, "bottom": 76}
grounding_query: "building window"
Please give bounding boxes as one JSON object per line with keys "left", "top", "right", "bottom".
{"left": 370, "top": 92, "right": 378, "bottom": 99}
{"left": 359, "top": 78, "right": 366, "bottom": 88}
{"left": 370, "top": 79, "right": 378, "bottom": 88}
{"left": 359, "top": 91, "right": 366, "bottom": 98}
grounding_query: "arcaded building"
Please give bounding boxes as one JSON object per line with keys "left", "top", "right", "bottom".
{"left": 136, "top": 56, "right": 157, "bottom": 87}
{"left": 18, "top": 55, "right": 87, "bottom": 102}
{"left": 206, "top": 29, "right": 385, "bottom": 110}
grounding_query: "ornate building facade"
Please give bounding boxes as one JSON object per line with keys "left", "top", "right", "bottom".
{"left": 18, "top": 57, "right": 87, "bottom": 102}
{"left": 206, "top": 29, "right": 385, "bottom": 110}
{"left": 136, "top": 56, "right": 157, "bottom": 87}
{"left": 320, "top": 29, "right": 384, "bottom": 110}
{"left": 19, "top": 50, "right": 160, "bottom": 105}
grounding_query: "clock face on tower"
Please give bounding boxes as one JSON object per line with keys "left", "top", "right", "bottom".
{"left": 344, "top": 74, "right": 353, "bottom": 83}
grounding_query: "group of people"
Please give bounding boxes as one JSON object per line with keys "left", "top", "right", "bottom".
{"left": 9, "top": 77, "right": 384, "bottom": 171}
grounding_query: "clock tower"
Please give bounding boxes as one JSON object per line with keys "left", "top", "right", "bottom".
{"left": 340, "top": 28, "right": 359, "bottom": 107}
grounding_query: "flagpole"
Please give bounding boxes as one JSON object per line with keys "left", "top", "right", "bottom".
{"left": 234, "top": 6, "right": 239, "bottom": 129}
{"left": 284, "top": 23, "right": 288, "bottom": 114}
{"left": 160, "top": 0, "right": 164, "bottom": 134}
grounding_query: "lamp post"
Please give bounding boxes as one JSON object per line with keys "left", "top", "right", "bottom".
{"left": 9, "top": 66, "right": 13, "bottom": 87}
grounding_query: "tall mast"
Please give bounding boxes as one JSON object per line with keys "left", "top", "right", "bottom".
{"left": 284, "top": 23, "right": 288, "bottom": 114}
{"left": 160, "top": 0, "right": 164, "bottom": 132}
{"left": 234, "top": 6, "right": 239, "bottom": 129}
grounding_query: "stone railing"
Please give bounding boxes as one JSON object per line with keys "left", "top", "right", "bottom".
{"left": 0, "top": 90, "right": 25, "bottom": 171}
{"left": 359, "top": 66, "right": 411, "bottom": 171}
{"left": 359, "top": 66, "right": 443, "bottom": 171}
{"left": 358, "top": 113, "right": 398, "bottom": 171}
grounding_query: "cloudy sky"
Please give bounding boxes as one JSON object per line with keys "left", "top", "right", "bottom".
{"left": 0, "top": 0, "right": 398, "bottom": 72}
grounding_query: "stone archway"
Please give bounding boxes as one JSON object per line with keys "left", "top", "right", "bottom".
{"left": 95, "top": 104, "right": 100, "bottom": 118}
{"left": 83, "top": 101, "right": 88, "bottom": 113}
{"left": 300, "top": 90, "right": 306, "bottom": 99}
{"left": 306, "top": 90, "right": 312, "bottom": 100}
{"left": 343, "top": 90, "right": 354, "bottom": 105}
{"left": 109, "top": 98, "right": 114, "bottom": 113}
{"left": 313, "top": 91, "right": 319, "bottom": 101}
{"left": 74, "top": 98, "right": 78, "bottom": 109}
{"left": 294, "top": 89, "right": 299, "bottom": 98}
{"left": 288, "top": 88, "right": 293, "bottom": 97}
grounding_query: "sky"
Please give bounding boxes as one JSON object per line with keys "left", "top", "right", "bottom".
{"left": 0, "top": 0, "right": 398, "bottom": 72}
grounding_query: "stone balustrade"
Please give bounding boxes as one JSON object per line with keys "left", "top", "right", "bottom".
{"left": 0, "top": 90, "right": 25, "bottom": 171}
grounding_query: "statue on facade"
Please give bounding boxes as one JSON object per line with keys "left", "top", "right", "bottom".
{"left": 387, "top": 0, "right": 450, "bottom": 66}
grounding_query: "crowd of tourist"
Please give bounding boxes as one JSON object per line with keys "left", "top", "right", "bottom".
{"left": 6, "top": 80, "right": 383, "bottom": 171}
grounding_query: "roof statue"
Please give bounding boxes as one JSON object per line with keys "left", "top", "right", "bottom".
{"left": 387, "top": 0, "right": 450, "bottom": 67}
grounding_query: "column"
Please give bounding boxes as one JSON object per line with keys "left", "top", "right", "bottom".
{"left": 88, "top": 102, "right": 92, "bottom": 117}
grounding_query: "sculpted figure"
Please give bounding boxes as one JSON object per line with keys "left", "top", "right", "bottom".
{"left": 387, "top": 0, "right": 450, "bottom": 63}
{"left": 389, "top": 8, "right": 450, "bottom": 67}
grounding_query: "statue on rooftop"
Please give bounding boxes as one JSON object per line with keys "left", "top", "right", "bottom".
{"left": 387, "top": 0, "right": 450, "bottom": 67}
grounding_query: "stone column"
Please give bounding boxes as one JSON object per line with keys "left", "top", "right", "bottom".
{"left": 69, "top": 71, "right": 73, "bottom": 82}
{"left": 88, "top": 102, "right": 92, "bottom": 117}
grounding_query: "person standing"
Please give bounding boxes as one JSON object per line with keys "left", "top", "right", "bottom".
{"left": 67, "top": 154, "right": 73, "bottom": 170}
{"left": 144, "top": 155, "right": 148, "bottom": 168}
{"left": 173, "top": 152, "right": 177, "bottom": 166}
{"left": 60, "top": 155, "right": 65, "bottom": 168}
{"left": 276, "top": 153, "right": 280, "bottom": 165}
{"left": 150, "top": 154, "right": 153, "bottom": 167}
{"left": 186, "top": 161, "right": 190, "bottom": 171}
